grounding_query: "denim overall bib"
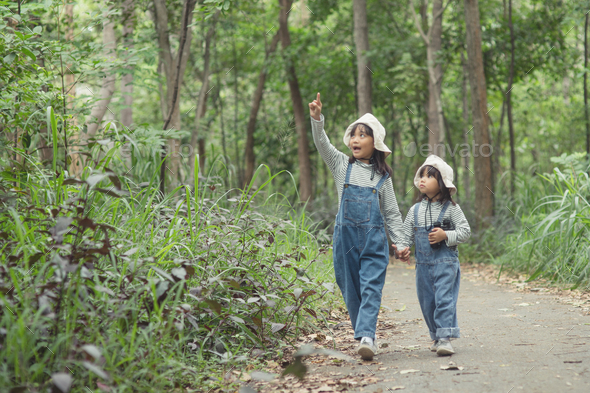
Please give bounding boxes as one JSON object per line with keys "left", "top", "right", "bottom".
{"left": 413, "top": 201, "right": 461, "bottom": 340}
{"left": 333, "top": 163, "right": 389, "bottom": 340}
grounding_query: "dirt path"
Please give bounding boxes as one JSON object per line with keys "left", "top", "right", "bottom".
{"left": 252, "top": 261, "right": 590, "bottom": 392}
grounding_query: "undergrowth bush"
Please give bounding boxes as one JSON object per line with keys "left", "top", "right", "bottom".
{"left": 0, "top": 152, "right": 338, "bottom": 392}
{"left": 462, "top": 153, "right": 590, "bottom": 289}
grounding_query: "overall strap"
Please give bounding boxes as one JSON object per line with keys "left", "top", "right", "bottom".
{"left": 436, "top": 201, "right": 451, "bottom": 222}
{"left": 344, "top": 162, "right": 353, "bottom": 184}
{"left": 413, "top": 202, "right": 421, "bottom": 227}
{"left": 374, "top": 171, "right": 389, "bottom": 191}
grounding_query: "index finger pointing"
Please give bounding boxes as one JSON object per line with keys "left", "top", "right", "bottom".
{"left": 317, "top": 92, "right": 321, "bottom": 104}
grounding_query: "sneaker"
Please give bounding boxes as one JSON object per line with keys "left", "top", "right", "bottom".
{"left": 357, "top": 338, "right": 377, "bottom": 360}
{"left": 430, "top": 340, "right": 439, "bottom": 352}
{"left": 436, "top": 340, "right": 455, "bottom": 356}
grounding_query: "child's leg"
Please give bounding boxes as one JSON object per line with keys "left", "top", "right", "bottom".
{"left": 354, "top": 252, "right": 388, "bottom": 340}
{"left": 333, "top": 228, "right": 363, "bottom": 333}
{"left": 415, "top": 263, "right": 437, "bottom": 341}
{"left": 432, "top": 262, "right": 461, "bottom": 339}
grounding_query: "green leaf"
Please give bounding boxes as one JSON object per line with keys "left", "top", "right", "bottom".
{"left": 3, "top": 53, "right": 16, "bottom": 65}
{"left": 204, "top": 299, "right": 221, "bottom": 314}
{"left": 94, "top": 188, "right": 122, "bottom": 198}
{"left": 33, "top": 26, "right": 42, "bottom": 34}
{"left": 21, "top": 47, "right": 36, "bottom": 62}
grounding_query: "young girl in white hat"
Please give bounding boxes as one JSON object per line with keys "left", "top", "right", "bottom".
{"left": 309, "top": 93, "right": 408, "bottom": 360}
{"left": 396, "top": 155, "right": 471, "bottom": 356}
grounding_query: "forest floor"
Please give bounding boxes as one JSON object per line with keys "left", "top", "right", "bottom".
{"left": 243, "top": 260, "right": 590, "bottom": 393}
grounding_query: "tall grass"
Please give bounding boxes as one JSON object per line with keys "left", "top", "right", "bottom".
{"left": 490, "top": 153, "right": 590, "bottom": 289}
{"left": 0, "top": 141, "right": 337, "bottom": 391}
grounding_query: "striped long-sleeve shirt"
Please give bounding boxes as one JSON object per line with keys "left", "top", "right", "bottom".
{"left": 398, "top": 200, "right": 471, "bottom": 250}
{"left": 311, "top": 114, "right": 407, "bottom": 247}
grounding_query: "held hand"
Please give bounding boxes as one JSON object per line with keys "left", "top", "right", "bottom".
{"left": 392, "top": 244, "right": 411, "bottom": 264}
{"left": 428, "top": 228, "right": 448, "bottom": 244}
{"left": 399, "top": 246, "right": 411, "bottom": 265}
{"left": 308, "top": 92, "right": 322, "bottom": 120}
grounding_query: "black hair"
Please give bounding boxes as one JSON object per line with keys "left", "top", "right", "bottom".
{"left": 417, "top": 165, "right": 456, "bottom": 205}
{"left": 347, "top": 123, "right": 393, "bottom": 179}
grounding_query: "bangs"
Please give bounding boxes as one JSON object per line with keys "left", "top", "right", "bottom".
{"left": 420, "top": 165, "right": 440, "bottom": 178}
{"left": 350, "top": 123, "right": 374, "bottom": 137}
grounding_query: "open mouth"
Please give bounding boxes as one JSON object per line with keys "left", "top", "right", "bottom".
{"left": 352, "top": 147, "right": 361, "bottom": 153}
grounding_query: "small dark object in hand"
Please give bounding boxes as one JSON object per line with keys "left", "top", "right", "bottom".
{"left": 430, "top": 218, "right": 455, "bottom": 249}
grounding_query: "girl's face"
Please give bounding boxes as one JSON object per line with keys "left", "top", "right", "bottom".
{"left": 349, "top": 124, "right": 375, "bottom": 164}
{"left": 418, "top": 168, "right": 441, "bottom": 198}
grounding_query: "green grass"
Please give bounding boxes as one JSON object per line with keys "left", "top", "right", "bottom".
{"left": 462, "top": 153, "right": 590, "bottom": 290}
{"left": 0, "top": 148, "right": 338, "bottom": 392}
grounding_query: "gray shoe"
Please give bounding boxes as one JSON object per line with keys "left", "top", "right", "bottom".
{"left": 357, "top": 338, "right": 377, "bottom": 360}
{"left": 430, "top": 340, "right": 439, "bottom": 352}
{"left": 436, "top": 340, "right": 455, "bottom": 356}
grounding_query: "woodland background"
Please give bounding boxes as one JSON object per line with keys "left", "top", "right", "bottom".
{"left": 1, "top": 0, "right": 589, "bottom": 391}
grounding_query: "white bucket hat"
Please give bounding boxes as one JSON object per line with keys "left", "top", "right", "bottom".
{"left": 414, "top": 154, "right": 457, "bottom": 196}
{"left": 343, "top": 113, "right": 392, "bottom": 157}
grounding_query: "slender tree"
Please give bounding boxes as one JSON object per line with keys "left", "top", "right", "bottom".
{"left": 190, "top": 10, "right": 221, "bottom": 176}
{"left": 410, "top": 0, "right": 448, "bottom": 157}
{"left": 153, "top": 0, "right": 197, "bottom": 192}
{"left": 121, "top": 0, "right": 135, "bottom": 129}
{"left": 86, "top": 1, "right": 116, "bottom": 138}
{"left": 353, "top": 0, "right": 372, "bottom": 115}
{"left": 244, "top": 32, "right": 280, "bottom": 187}
{"left": 507, "top": 0, "right": 516, "bottom": 194}
{"left": 585, "top": 13, "right": 590, "bottom": 156}
{"left": 460, "top": 50, "right": 471, "bottom": 204}
{"left": 278, "top": 0, "right": 313, "bottom": 202}
{"left": 463, "top": 0, "right": 494, "bottom": 227}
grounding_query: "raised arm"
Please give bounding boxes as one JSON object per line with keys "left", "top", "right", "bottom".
{"left": 309, "top": 93, "right": 347, "bottom": 174}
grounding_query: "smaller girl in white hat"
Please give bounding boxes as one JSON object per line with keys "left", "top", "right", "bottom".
{"left": 396, "top": 154, "right": 471, "bottom": 356}
{"left": 309, "top": 93, "right": 408, "bottom": 360}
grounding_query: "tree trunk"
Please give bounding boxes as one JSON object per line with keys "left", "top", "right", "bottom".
{"left": 64, "top": 4, "right": 76, "bottom": 111}
{"left": 493, "top": 98, "right": 506, "bottom": 193}
{"left": 411, "top": 0, "right": 446, "bottom": 157}
{"left": 121, "top": 0, "right": 135, "bottom": 129}
{"left": 157, "top": 60, "right": 167, "bottom": 120}
{"left": 507, "top": 0, "right": 516, "bottom": 195}
{"left": 353, "top": 0, "right": 372, "bottom": 115}
{"left": 86, "top": 2, "right": 116, "bottom": 138}
{"left": 64, "top": 4, "right": 81, "bottom": 173}
{"left": 463, "top": 0, "right": 494, "bottom": 228}
{"left": 244, "top": 32, "right": 281, "bottom": 188}
{"left": 278, "top": 0, "right": 313, "bottom": 203}
{"left": 585, "top": 13, "right": 590, "bottom": 156}
{"left": 233, "top": 38, "right": 243, "bottom": 187}
{"left": 213, "top": 38, "right": 228, "bottom": 165}
{"left": 460, "top": 50, "right": 471, "bottom": 203}
{"left": 428, "top": 0, "right": 444, "bottom": 156}
{"left": 190, "top": 11, "right": 220, "bottom": 177}
{"left": 153, "top": 0, "right": 197, "bottom": 191}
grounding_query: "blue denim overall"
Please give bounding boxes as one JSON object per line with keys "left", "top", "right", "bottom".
{"left": 414, "top": 201, "right": 461, "bottom": 341}
{"left": 333, "top": 163, "right": 389, "bottom": 340}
